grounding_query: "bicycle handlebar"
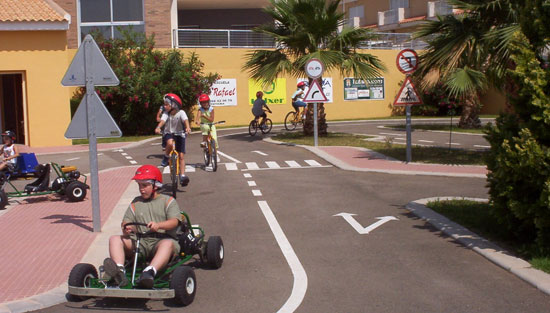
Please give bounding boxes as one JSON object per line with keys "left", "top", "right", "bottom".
{"left": 200, "top": 120, "right": 225, "bottom": 126}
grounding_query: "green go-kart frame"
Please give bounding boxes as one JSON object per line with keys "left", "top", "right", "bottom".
{"left": 0, "top": 153, "right": 89, "bottom": 210}
{"left": 67, "top": 212, "right": 224, "bottom": 306}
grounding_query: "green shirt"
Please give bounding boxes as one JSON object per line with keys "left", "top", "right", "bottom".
{"left": 123, "top": 194, "right": 181, "bottom": 239}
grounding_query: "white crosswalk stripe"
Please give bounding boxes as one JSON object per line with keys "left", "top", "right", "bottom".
{"left": 266, "top": 161, "right": 280, "bottom": 169}
{"left": 185, "top": 165, "right": 196, "bottom": 173}
{"left": 285, "top": 160, "right": 300, "bottom": 168}
{"left": 160, "top": 160, "right": 329, "bottom": 173}
{"left": 225, "top": 163, "right": 238, "bottom": 171}
{"left": 246, "top": 162, "right": 260, "bottom": 170}
{"left": 305, "top": 160, "right": 321, "bottom": 167}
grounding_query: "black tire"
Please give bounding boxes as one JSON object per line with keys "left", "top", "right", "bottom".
{"left": 284, "top": 111, "right": 297, "bottom": 131}
{"left": 170, "top": 266, "right": 196, "bottom": 306}
{"left": 0, "top": 189, "right": 7, "bottom": 210}
{"left": 248, "top": 120, "right": 258, "bottom": 136}
{"left": 67, "top": 263, "right": 98, "bottom": 301}
{"left": 205, "top": 236, "right": 224, "bottom": 269}
{"left": 65, "top": 181, "right": 87, "bottom": 202}
{"left": 211, "top": 139, "right": 218, "bottom": 172}
{"left": 261, "top": 118, "right": 273, "bottom": 134}
{"left": 170, "top": 153, "right": 178, "bottom": 199}
{"left": 203, "top": 146, "right": 210, "bottom": 167}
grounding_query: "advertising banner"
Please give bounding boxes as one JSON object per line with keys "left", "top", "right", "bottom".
{"left": 248, "top": 78, "right": 287, "bottom": 105}
{"left": 344, "top": 77, "right": 385, "bottom": 100}
{"left": 209, "top": 79, "right": 237, "bottom": 106}
{"left": 297, "top": 78, "right": 333, "bottom": 103}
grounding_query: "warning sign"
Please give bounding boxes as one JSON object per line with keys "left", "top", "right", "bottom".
{"left": 393, "top": 77, "right": 422, "bottom": 106}
{"left": 303, "top": 80, "right": 328, "bottom": 103}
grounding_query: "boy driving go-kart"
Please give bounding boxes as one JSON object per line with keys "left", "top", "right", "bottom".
{"left": 67, "top": 165, "right": 224, "bottom": 306}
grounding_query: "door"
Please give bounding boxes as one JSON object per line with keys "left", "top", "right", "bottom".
{"left": 0, "top": 73, "right": 26, "bottom": 145}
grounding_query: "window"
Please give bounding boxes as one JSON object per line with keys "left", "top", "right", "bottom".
{"left": 390, "top": 0, "right": 409, "bottom": 9}
{"left": 349, "top": 6, "right": 364, "bottom": 19}
{"left": 79, "top": 0, "right": 144, "bottom": 42}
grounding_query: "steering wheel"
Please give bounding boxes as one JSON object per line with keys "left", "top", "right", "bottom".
{"left": 123, "top": 222, "right": 153, "bottom": 237}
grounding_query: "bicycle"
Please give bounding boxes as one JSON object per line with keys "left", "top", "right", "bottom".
{"left": 248, "top": 111, "right": 272, "bottom": 136}
{"left": 167, "top": 141, "right": 180, "bottom": 199}
{"left": 284, "top": 110, "right": 304, "bottom": 131}
{"left": 201, "top": 121, "right": 225, "bottom": 172}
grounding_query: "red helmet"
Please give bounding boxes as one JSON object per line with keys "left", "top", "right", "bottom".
{"left": 164, "top": 93, "right": 182, "bottom": 110}
{"left": 199, "top": 94, "right": 210, "bottom": 103}
{"left": 132, "top": 165, "right": 162, "bottom": 186}
{"left": 297, "top": 81, "right": 307, "bottom": 88}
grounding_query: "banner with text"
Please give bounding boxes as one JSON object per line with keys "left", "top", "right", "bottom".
{"left": 248, "top": 78, "right": 287, "bottom": 105}
{"left": 344, "top": 77, "right": 385, "bottom": 100}
{"left": 210, "top": 79, "right": 237, "bottom": 106}
{"left": 297, "top": 78, "right": 333, "bottom": 103}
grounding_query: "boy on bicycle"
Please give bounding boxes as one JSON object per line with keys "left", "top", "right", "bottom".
{"left": 252, "top": 91, "right": 272, "bottom": 129}
{"left": 194, "top": 94, "right": 219, "bottom": 153}
{"left": 104, "top": 165, "right": 182, "bottom": 288}
{"left": 155, "top": 93, "right": 191, "bottom": 187}
{"left": 292, "top": 81, "right": 307, "bottom": 120}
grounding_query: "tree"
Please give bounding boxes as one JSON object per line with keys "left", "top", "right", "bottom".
{"left": 242, "top": 0, "right": 386, "bottom": 135}
{"left": 71, "top": 29, "right": 219, "bottom": 136}
{"left": 413, "top": 0, "right": 520, "bottom": 128}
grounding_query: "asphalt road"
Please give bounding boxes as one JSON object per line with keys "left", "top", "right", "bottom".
{"left": 32, "top": 122, "right": 550, "bottom": 312}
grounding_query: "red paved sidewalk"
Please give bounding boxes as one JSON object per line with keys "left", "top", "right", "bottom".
{"left": 316, "top": 146, "right": 488, "bottom": 177}
{"left": 0, "top": 166, "right": 137, "bottom": 303}
{"left": 17, "top": 142, "right": 135, "bottom": 155}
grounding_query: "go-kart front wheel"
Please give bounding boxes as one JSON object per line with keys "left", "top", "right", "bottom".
{"left": 66, "top": 181, "right": 87, "bottom": 202}
{"left": 205, "top": 236, "right": 224, "bottom": 269}
{"left": 68, "top": 263, "right": 97, "bottom": 301}
{"left": 170, "top": 265, "right": 196, "bottom": 306}
{"left": 0, "top": 189, "right": 7, "bottom": 210}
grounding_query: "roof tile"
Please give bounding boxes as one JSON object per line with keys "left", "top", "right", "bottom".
{"left": 0, "top": 0, "right": 66, "bottom": 22}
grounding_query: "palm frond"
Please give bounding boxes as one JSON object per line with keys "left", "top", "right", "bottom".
{"left": 445, "top": 67, "right": 488, "bottom": 98}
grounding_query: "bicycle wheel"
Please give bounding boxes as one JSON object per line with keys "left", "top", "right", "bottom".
{"left": 211, "top": 139, "right": 218, "bottom": 172}
{"left": 203, "top": 144, "right": 211, "bottom": 167}
{"left": 170, "top": 153, "right": 178, "bottom": 198}
{"left": 261, "top": 118, "right": 273, "bottom": 134}
{"left": 284, "top": 111, "right": 297, "bottom": 131}
{"left": 248, "top": 120, "right": 258, "bottom": 136}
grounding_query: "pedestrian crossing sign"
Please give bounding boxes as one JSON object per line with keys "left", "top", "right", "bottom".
{"left": 393, "top": 77, "right": 422, "bottom": 106}
{"left": 303, "top": 80, "right": 328, "bottom": 103}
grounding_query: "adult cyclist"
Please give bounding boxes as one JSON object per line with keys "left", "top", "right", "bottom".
{"left": 155, "top": 93, "right": 191, "bottom": 187}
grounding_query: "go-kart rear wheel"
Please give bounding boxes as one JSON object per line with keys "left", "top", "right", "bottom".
{"left": 68, "top": 263, "right": 98, "bottom": 301}
{"left": 66, "top": 181, "right": 87, "bottom": 202}
{"left": 170, "top": 265, "right": 196, "bottom": 306}
{"left": 205, "top": 236, "right": 224, "bottom": 269}
{"left": 0, "top": 189, "right": 7, "bottom": 210}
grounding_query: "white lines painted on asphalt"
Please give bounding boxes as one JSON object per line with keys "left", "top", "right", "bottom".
{"left": 185, "top": 165, "right": 196, "bottom": 173}
{"left": 121, "top": 153, "right": 128, "bottom": 156}
{"left": 266, "top": 161, "right": 281, "bottom": 169}
{"left": 304, "top": 160, "right": 321, "bottom": 167}
{"left": 243, "top": 173, "right": 252, "bottom": 178}
{"left": 248, "top": 181, "right": 257, "bottom": 187}
{"left": 394, "top": 138, "right": 406, "bottom": 141}
{"left": 474, "top": 145, "right": 490, "bottom": 149}
{"left": 252, "top": 190, "right": 262, "bottom": 196}
{"left": 379, "top": 132, "right": 403, "bottom": 136}
{"left": 129, "top": 160, "right": 137, "bottom": 164}
{"left": 257, "top": 201, "right": 308, "bottom": 313}
{"left": 246, "top": 162, "right": 260, "bottom": 170}
{"left": 65, "top": 157, "right": 80, "bottom": 161}
{"left": 418, "top": 140, "right": 434, "bottom": 143}
{"left": 217, "top": 151, "right": 241, "bottom": 163}
{"left": 252, "top": 150, "right": 268, "bottom": 156}
{"left": 115, "top": 149, "right": 138, "bottom": 165}
{"left": 446, "top": 142, "right": 461, "bottom": 146}
{"left": 125, "top": 156, "right": 133, "bottom": 159}
{"left": 285, "top": 160, "right": 300, "bottom": 168}
{"left": 225, "top": 163, "right": 238, "bottom": 171}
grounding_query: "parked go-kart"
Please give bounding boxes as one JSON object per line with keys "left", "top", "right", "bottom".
{"left": 67, "top": 211, "right": 224, "bottom": 306}
{"left": 0, "top": 152, "right": 89, "bottom": 210}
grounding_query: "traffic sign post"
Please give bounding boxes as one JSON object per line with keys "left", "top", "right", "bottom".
{"left": 61, "top": 35, "right": 121, "bottom": 232}
{"left": 304, "top": 59, "right": 327, "bottom": 147}
{"left": 394, "top": 50, "right": 421, "bottom": 163}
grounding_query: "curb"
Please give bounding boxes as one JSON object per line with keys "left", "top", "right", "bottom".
{"left": 0, "top": 166, "right": 139, "bottom": 313}
{"left": 406, "top": 197, "right": 550, "bottom": 296}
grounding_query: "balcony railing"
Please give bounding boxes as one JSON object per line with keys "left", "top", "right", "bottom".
{"left": 174, "top": 29, "right": 426, "bottom": 50}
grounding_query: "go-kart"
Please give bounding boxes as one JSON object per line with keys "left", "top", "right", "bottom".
{"left": 0, "top": 153, "right": 89, "bottom": 210}
{"left": 67, "top": 212, "right": 224, "bottom": 306}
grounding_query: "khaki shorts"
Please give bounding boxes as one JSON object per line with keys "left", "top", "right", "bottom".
{"left": 137, "top": 237, "right": 180, "bottom": 260}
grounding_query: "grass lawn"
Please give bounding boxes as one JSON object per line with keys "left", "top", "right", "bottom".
{"left": 427, "top": 200, "right": 550, "bottom": 274}
{"left": 273, "top": 132, "right": 488, "bottom": 165}
{"left": 387, "top": 124, "right": 486, "bottom": 134}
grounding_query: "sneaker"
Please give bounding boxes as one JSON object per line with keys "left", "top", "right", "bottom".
{"left": 180, "top": 175, "right": 190, "bottom": 187}
{"left": 103, "top": 258, "right": 128, "bottom": 287}
{"left": 200, "top": 141, "right": 207, "bottom": 148}
{"left": 160, "top": 155, "right": 169, "bottom": 167}
{"left": 137, "top": 269, "right": 155, "bottom": 289}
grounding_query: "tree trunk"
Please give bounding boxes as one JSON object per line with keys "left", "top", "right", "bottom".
{"left": 303, "top": 103, "right": 328, "bottom": 136}
{"left": 458, "top": 93, "right": 482, "bottom": 128}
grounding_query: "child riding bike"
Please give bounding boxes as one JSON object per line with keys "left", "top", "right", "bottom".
{"left": 194, "top": 94, "right": 219, "bottom": 152}
{"left": 251, "top": 91, "right": 272, "bottom": 129}
{"left": 155, "top": 93, "right": 191, "bottom": 187}
{"left": 291, "top": 81, "right": 307, "bottom": 120}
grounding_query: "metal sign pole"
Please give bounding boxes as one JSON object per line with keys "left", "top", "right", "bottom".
{"left": 314, "top": 102, "right": 318, "bottom": 147}
{"left": 406, "top": 104, "right": 412, "bottom": 163}
{"left": 84, "top": 42, "right": 101, "bottom": 233}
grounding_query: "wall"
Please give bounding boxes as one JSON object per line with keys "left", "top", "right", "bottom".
{"left": 180, "top": 48, "right": 405, "bottom": 126}
{"left": 0, "top": 31, "right": 73, "bottom": 147}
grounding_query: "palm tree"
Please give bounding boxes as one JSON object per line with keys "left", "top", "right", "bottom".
{"left": 413, "top": 0, "right": 519, "bottom": 128}
{"left": 242, "top": 0, "right": 386, "bottom": 135}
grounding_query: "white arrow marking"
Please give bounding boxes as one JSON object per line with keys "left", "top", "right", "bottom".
{"left": 333, "top": 213, "right": 398, "bottom": 234}
{"left": 252, "top": 150, "right": 268, "bottom": 156}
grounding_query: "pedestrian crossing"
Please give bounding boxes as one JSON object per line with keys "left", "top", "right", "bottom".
{"left": 162, "top": 159, "right": 330, "bottom": 174}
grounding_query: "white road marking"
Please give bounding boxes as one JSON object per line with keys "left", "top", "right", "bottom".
{"left": 474, "top": 145, "right": 490, "bottom": 148}
{"left": 243, "top": 173, "right": 252, "bottom": 178}
{"left": 266, "top": 161, "right": 280, "bottom": 169}
{"left": 252, "top": 190, "right": 262, "bottom": 196}
{"left": 113, "top": 149, "right": 124, "bottom": 152}
{"left": 394, "top": 138, "right": 406, "bottom": 141}
{"left": 379, "top": 132, "right": 402, "bottom": 136}
{"left": 185, "top": 165, "right": 195, "bottom": 173}
{"left": 225, "top": 163, "right": 238, "bottom": 171}
{"left": 446, "top": 142, "right": 461, "bottom": 145}
{"left": 257, "top": 201, "right": 308, "bottom": 313}
{"left": 217, "top": 151, "right": 241, "bottom": 163}
{"left": 305, "top": 160, "right": 321, "bottom": 167}
{"left": 248, "top": 181, "right": 257, "bottom": 187}
{"left": 125, "top": 156, "right": 132, "bottom": 159}
{"left": 246, "top": 162, "right": 260, "bottom": 170}
{"left": 252, "top": 150, "right": 268, "bottom": 156}
{"left": 285, "top": 161, "right": 300, "bottom": 168}
{"left": 121, "top": 153, "right": 128, "bottom": 156}
{"left": 129, "top": 160, "right": 137, "bottom": 164}
{"left": 162, "top": 167, "right": 170, "bottom": 174}
{"left": 65, "top": 157, "right": 80, "bottom": 161}
{"left": 418, "top": 140, "right": 434, "bottom": 143}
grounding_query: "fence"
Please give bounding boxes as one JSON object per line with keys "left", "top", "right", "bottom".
{"left": 174, "top": 29, "right": 427, "bottom": 50}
